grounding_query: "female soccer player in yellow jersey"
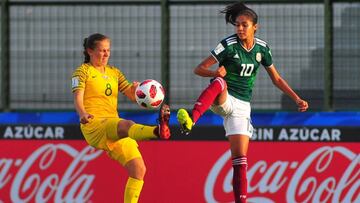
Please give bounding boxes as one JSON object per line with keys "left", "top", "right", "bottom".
{"left": 71, "top": 33, "right": 170, "bottom": 203}
{"left": 177, "top": 2, "right": 308, "bottom": 203}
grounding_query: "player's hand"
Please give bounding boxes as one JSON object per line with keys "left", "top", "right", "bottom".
{"left": 216, "top": 66, "right": 227, "bottom": 77}
{"left": 131, "top": 81, "right": 140, "bottom": 93}
{"left": 132, "top": 81, "right": 139, "bottom": 89}
{"left": 296, "top": 99, "right": 308, "bottom": 112}
{"left": 79, "top": 113, "right": 94, "bottom": 124}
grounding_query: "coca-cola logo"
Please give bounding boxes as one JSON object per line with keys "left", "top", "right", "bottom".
{"left": 0, "top": 144, "right": 102, "bottom": 203}
{"left": 205, "top": 146, "right": 360, "bottom": 203}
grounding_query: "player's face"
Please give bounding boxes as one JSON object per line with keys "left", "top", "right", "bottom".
{"left": 234, "top": 15, "right": 257, "bottom": 41}
{"left": 88, "top": 39, "right": 111, "bottom": 67}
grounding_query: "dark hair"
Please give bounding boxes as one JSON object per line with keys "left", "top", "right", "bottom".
{"left": 83, "top": 33, "right": 109, "bottom": 63}
{"left": 220, "top": 2, "right": 258, "bottom": 26}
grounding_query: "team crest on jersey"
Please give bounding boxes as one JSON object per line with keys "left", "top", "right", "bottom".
{"left": 256, "top": 52, "right": 262, "bottom": 62}
{"left": 214, "top": 43, "right": 225, "bottom": 55}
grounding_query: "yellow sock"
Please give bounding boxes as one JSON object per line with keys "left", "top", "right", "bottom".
{"left": 124, "top": 177, "right": 144, "bottom": 203}
{"left": 128, "top": 124, "right": 157, "bottom": 140}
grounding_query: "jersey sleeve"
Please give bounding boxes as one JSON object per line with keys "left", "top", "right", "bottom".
{"left": 210, "top": 40, "right": 230, "bottom": 63}
{"left": 116, "top": 68, "right": 131, "bottom": 94}
{"left": 71, "top": 65, "right": 88, "bottom": 92}
{"left": 261, "top": 45, "right": 273, "bottom": 67}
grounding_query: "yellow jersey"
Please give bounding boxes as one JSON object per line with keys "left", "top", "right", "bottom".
{"left": 71, "top": 63, "right": 131, "bottom": 118}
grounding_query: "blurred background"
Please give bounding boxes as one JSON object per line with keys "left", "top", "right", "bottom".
{"left": 0, "top": 1, "right": 359, "bottom": 203}
{"left": 1, "top": 0, "right": 359, "bottom": 111}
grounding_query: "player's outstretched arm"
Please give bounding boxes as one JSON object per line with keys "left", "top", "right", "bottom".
{"left": 123, "top": 81, "right": 139, "bottom": 103}
{"left": 265, "top": 65, "right": 309, "bottom": 112}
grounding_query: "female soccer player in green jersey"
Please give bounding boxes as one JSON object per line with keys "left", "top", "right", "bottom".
{"left": 72, "top": 33, "right": 171, "bottom": 203}
{"left": 177, "top": 2, "right": 308, "bottom": 203}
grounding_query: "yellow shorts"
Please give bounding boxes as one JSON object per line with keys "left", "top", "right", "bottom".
{"left": 80, "top": 117, "right": 142, "bottom": 166}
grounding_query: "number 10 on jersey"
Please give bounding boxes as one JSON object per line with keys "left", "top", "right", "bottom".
{"left": 240, "top": 64, "right": 254, "bottom": 76}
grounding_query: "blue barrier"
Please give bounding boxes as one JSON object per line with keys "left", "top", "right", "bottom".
{"left": 0, "top": 111, "right": 360, "bottom": 127}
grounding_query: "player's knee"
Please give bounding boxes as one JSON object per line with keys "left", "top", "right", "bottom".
{"left": 117, "top": 120, "right": 135, "bottom": 138}
{"left": 130, "top": 164, "right": 146, "bottom": 180}
{"left": 126, "top": 158, "right": 146, "bottom": 179}
{"left": 136, "top": 163, "right": 146, "bottom": 178}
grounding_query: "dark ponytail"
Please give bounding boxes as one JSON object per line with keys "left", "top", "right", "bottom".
{"left": 82, "top": 33, "right": 109, "bottom": 63}
{"left": 220, "top": 2, "right": 258, "bottom": 25}
{"left": 83, "top": 37, "right": 90, "bottom": 63}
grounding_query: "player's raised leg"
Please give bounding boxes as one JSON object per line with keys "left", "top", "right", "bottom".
{"left": 191, "top": 77, "right": 226, "bottom": 123}
{"left": 121, "top": 104, "right": 171, "bottom": 140}
{"left": 177, "top": 77, "right": 226, "bottom": 135}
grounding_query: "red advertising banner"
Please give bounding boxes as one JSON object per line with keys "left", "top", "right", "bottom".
{"left": 0, "top": 140, "right": 359, "bottom": 203}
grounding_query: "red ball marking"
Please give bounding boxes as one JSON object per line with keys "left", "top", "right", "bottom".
{"left": 151, "top": 99, "right": 163, "bottom": 107}
{"left": 149, "top": 85, "right": 157, "bottom": 99}
{"left": 136, "top": 90, "right": 146, "bottom": 99}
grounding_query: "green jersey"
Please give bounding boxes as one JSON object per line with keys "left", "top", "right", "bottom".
{"left": 210, "top": 34, "right": 273, "bottom": 102}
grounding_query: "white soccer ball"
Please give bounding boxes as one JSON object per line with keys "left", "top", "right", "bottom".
{"left": 135, "top": 79, "right": 165, "bottom": 109}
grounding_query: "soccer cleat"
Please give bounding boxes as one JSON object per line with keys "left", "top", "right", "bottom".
{"left": 157, "top": 104, "right": 171, "bottom": 139}
{"left": 177, "top": 108, "right": 193, "bottom": 135}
